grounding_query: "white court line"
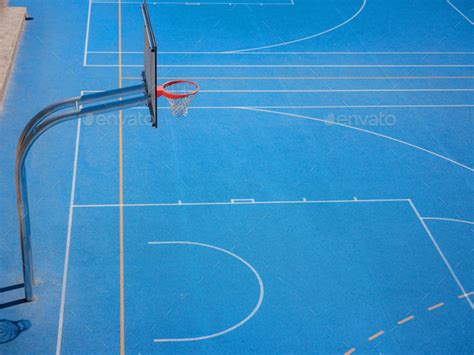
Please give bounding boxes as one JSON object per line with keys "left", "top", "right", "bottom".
{"left": 83, "top": 0, "right": 92, "bottom": 66}
{"left": 422, "top": 217, "right": 474, "bottom": 225}
{"left": 127, "top": 104, "right": 474, "bottom": 110}
{"left": 194, "top": 88, "right": 474, "bottom": 93}
{"left": 459, "top": 291, "right": 474, "bottom": 299}
{"left": 83, "top": 0, "right": 310, "bottom": 67}
{"left": 447, "top": 0, "right": 474, "bottom": 25}
{"left": 123, "top": 76, "right": 474, "bottom": 80}
{"left": 239, "top": 108, "right": 474, "bottom": 172}
{"left": 92, "top": 0, "right": 292, "bottom": 5}
{"left": 83, "top": 63, "right": 474, "bottom": 68}
{"left": 73, "top": 198, "right": 409, "bottom": 208}
{"left": 129, "top": 104, "right": 474, "bottom": 110}
{"left": 408, "top": 200, "right": 474, "bottom": 310}
{"left": 231, "top": 198, "right": 256, "bottom": 203}
{"left": 78, "top": 91, "right": 474, "bottom": 109}
{"left": 184, "top": 104, "right": 474, "bottom": 108}
{"left": 228, "top": 0, "right": 367, "bottom": 52}
{"left": 72, "top": 197, "right": 472, "bottom": 312}
{"left": 87, "top": 51, "right": 474, "bottom": 55}
{"left": 56, "top": 119, "right": 82, "bottom": 355}
{"left": 147, "top": 241, "right": 264, "bottom": 343}
{"left": 78, "top": 91, "right": 474, "bottom": 171}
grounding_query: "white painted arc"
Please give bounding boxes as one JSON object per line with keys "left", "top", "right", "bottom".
{"left": 227, "top": 0, "right": 368, "bottom": 53}
{"left": 422, "top": 217, "right": 474, "bottom": 225}
{"left": 409, "top": 201, "right": 474, "bottom": 310}
{"left": 239, "top": 107, "right": 474, "bottom": 172}
{"left": 147, "top": 241, "right": 265, "bottom": 342}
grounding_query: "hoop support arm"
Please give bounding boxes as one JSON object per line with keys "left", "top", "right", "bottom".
{"left": 19, "top": 85, "right": 144, "bottom": 147}
{"left": 16, "top": 86, "right": 147, "bottom": 302}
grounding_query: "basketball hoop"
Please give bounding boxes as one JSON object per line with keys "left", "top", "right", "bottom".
{"left": 156, "top": 80, "right": 200, "bottom": 117}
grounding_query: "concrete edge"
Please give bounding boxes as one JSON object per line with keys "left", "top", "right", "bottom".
{"left": 0, "top": 7, "right": 27, "bottom": 110}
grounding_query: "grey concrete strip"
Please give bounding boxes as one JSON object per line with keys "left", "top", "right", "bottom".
{"left": 0, "top": 6, "right": 26, "bottom": 108}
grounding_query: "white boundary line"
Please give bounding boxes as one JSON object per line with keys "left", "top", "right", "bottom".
{"left": 56, "top": 119, "right": 82, "bottom": 355}
{"left": 72, "top": 198, "right": 472, "bottom": 309}
{"left": 231, "top": 198, "right": 256, "bottom": 203}
{"left": 84, "top": 0, "right": 474, "bottom": 58}
{"left": 88, "top": 51, "right": 474, "bottom": 55}
{"left": 122, "top": 76, "right": 474, "bottom": 80}
{"left": 83, "top": 63, "right": 474, "bottom": 68}
{"left": 82, "top": 103, "right": 474, "bottom": 112}
{"left": 73, "top": 198, "right": 410, "bottom": 208}
{"left": 182, "top": 104, "right": 474, "bottom": 108}
{"left": 120, "top": 104, "right": 474, "bottom": 110}
{"left": 81, "top": 88, "right": 473, "bottom": 94}
{"left": 92, "top": 0, "right": 292, "bottom": 5}
{"left": 147, "top": 241, "right": 264, "bottom": 342}
{"left": 83, "top": 0, "right": 92, "bottom": 67}
{"left": 239, "top": 107, "right": 474, "bottom": 172}
{"left": 422, "top": 217, "right": 474, "bottom": 225}
{"left": 190, "top": 88, "right": 474, "bottom": 93}
{"left": 228, "top": 0, "right": 367, "bottom": 52}
{"left": 447, "top": 0, "right": 474, "bottom": 25}
{"left": 408, "top": 200, "right": 474, "bottom": 309}
{"left": 78, "top": 91, "right": 474, "bottom": 109}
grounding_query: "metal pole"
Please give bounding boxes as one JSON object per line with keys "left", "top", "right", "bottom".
{"left": 15, "top": 87, "right": 147, "bottom": 301}
{"left": 15, "top": 163, "right": 34, "bottom": 300}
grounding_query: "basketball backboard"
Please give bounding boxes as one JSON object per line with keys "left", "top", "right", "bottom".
{"left": 141, "top": 0, "right": 157, "bottom": 127}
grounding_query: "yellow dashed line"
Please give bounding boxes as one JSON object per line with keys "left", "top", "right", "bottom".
{"left": 347, "top": 295, "right": 461, "bottom": 352}
{"left": 368, "top": 330, "right": 384, "bottom": 342}
{"left": 427, "top": 302, "right": 445, "bottom": 311}
{"left": 458, "top": 291, "right": 474, "bottom": 299}
{"left": 397, "top": 315, "right": 415, "bottom": 325}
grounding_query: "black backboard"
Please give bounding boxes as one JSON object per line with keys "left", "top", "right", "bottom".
{"left": 141, "top": 0, "right": 157, "bottom": 127}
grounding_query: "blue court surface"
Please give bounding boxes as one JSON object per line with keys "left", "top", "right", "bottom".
{"left": 0, "top": 0, "right": 473, "bottom": 353}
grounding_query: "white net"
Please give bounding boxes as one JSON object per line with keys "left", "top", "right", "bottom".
{"left": 164, "top": 81, "right": 198, "bottom": 117}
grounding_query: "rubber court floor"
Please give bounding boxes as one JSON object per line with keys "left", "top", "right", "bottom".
{"left": 0, "top": 0, "right": 473, "bottom": 353}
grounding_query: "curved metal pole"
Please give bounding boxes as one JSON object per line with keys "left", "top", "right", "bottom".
{"left": 16, "top": 88, "right": 147, "bottom": 301}
{"left": 19, "top": 85, "right": 144, "bottom": 147}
